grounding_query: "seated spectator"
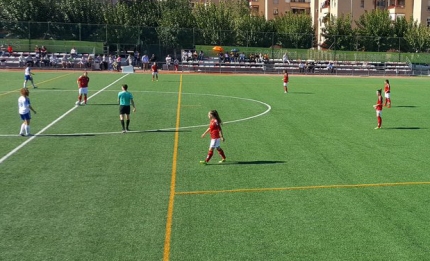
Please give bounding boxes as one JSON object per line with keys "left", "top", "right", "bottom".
{"left": 61, "top": 55, "right": 68, "bottom": 68}
{"left": 35, "top": 45, "right": 41, "bottom": 55}
{"left": 49, "top": 55, "right": 58, "bottom": 67}
{"left": 70, "top": 47, "right": 77, "bottom": 58}
{"left": 7, "top": 45, "right": 13, "bottom": 54}
{"left": 198, "top": 51, "right": 204, "bottom": 61}
{"left": 78, "top": 56, "right": 89, "bottom": 68}
{"left": 193, "top": 51, "right": 198, "bottom": 61}
{"left": 187, "top": 50, "right": 192, "bottom": 61}
{"left": 67, "top": 56, "right": 75, "bottom": 68}
{"left": 299, "top": 61, "right": 305, "bottom": 73}
{"left": 327, "top": 62, "right": 334, "bottom": 73}
{"left": 18, "top": 53, "right": 26, "bottom": 67}
{"left": 41, "top": 46, "right": 47, "bottom": 58}
{"left": 263, "top": 53, "right": 269, "bottom": 63}
{"left": 26, "top": 55, "right": 34, "bottom": 67}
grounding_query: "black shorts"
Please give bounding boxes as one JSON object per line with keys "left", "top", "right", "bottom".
{"left": 119, "top": 105, "right": 131, "bottom": 115}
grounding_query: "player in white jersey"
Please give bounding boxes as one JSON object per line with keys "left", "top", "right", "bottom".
{"left": 23, "top": 65, "right": 37, "bottom": 89}
{"left": 18, "top": 88, "right": 37, "bottom": 136}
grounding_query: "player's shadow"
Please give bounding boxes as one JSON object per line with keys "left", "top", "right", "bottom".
{"left": 289, "top": 92, "right": 314, "bottom": 95}
{"left": 220, "top": 160, "right": 285, "bottom": 165}
{"left": 393, "top": 105, "right": 417, "bottom": 108}
{"left": 88, "top": 103, "right": 118, "bottom": 106}
{"left": 146, "top": 129, "right": 191, "bottom": 133}
{"left": 385, "top": 127, "right": 424, "bottom": 130}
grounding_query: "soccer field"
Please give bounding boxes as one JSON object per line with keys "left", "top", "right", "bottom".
{"left": 1, "top": 70, "right": 430, "bottom": 260}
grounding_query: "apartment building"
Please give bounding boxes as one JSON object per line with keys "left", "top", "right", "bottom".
{"left": 249, "top": 0, "right": 311, "bottom": 20}
{"left": 312, "top": 0, "right": 430, "bottom": 49}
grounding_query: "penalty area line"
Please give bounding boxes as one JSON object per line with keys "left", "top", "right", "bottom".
{"left": 0, "top": 74, "right": 129, "bottom": 164}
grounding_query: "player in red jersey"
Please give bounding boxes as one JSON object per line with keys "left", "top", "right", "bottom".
{"left": 384, "top": 79, "right": 391, "bottom": 108}
{"left": 76, "top": 72, "right": 90, "bottom": 105}
{"left": 200, "top": 110, "right": 226, "bottom": 164}
{"left": 151, "top": 62, "right": 158, "bottom": 81}
{"left": 373, "top": 89, "right": 383, "bottom": 129}
{"left": 283, "top": 69, "right": 289, "bottom": 93}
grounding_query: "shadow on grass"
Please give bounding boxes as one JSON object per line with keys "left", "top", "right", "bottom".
{"left": 289, "top": 92, "right": 314, "bottom": 95}
{"left": 385, "top": 127, "right": 424, "bottom": 130}
{"left": 87, "top": 103, "right": 118, "bottom": 106}
{"left": 218, "top": 160, "right": 286, "bottom": 165}
{"left": 393, "top": 105, "right": 417, "bottom": 108}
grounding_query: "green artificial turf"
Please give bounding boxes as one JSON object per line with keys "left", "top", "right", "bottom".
{"left": 1, "top": 71, "right": 429, "bottom": 260}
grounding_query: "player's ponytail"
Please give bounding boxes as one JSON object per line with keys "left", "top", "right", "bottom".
{"left": 210, "top": 110, "right": 222, "bottom": 125}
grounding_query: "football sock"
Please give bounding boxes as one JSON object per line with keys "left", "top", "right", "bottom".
{"left": 20, "top": 123, "right": 25, "bottom": 134}
{"left": 78, "top": 95, "right": 82, "bottom": 102}
{"left": 377, "top": 116, "right": 382, "bottom": 127}
{"left": 84, "top": 96, "right": 87, "bottom": 104}
{"left": 206, "top": 150, "right": 214, "bottom": 162}
{"left": 217, "top": 148, "right": 226, "bottom": 159}
{"left": 25, "top": 125, "right": 30, "bottom": 135}
{"left": 126, "top": 120, "right": 130, "bottom": 129}
{"left": 23, "top": 81, "right": 27, "bottom": 88}
{"left": 120, "top": 120, "right": 125, "bottom": 130}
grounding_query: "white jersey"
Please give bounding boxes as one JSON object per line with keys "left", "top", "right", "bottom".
{"left": 24, "top": 67, "right": 31, "bottom": 76}
{"left": 18, "top": 96, "right": 30, "bottom": 114}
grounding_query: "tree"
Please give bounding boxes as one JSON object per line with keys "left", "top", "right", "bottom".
{"left": 273, "top": 12, "right": 314, "bottom": 49}
{"left": 321, "top": 14, "right": 355, "bottom": 51}
{"left": 192, "top": 1, "right": 235, "bottom": 45}
{"left": 156, "top": 0, "right": 195, "bottom": 49}
{"left": 355, "top": 9, "right": 393, "bottom": 52}
{"left": 404, "top": 19, "right": 430, "bottom": 53}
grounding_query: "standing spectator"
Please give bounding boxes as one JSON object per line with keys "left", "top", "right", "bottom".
{"left": 282, "top": 53, "right": 290, "bottom": 64}
{"left": 118, "top": 84, "right": 136, "bottom": 133}
{"left": 18, "top": 88, "right": 37, "bottom": 136}
{"left": 283, "top": 69, "right": 289, "bottom": 93}
{"left": 70, "top": 47, "right": 77, "bottom": 58}
{"left": 34, "top": 45, "right": 41, "bottom": 55}
{"left": 327, "top": 62, "right": 334, "bottom": 73}
{"left": 198, "top": 50, "right": 204, "bottom": 61}
{"left": 127, "top": 54, "right": 133, "bottom": 66}
{"left": 116, "top": 56, "right": 121, "bottom": 71}
{"left": 23, "top": 64, "right": 37, "bottom": 89}
{"left": 173, "top": 57, "right": 179, "bottom": 72}
{"left": 151, "top": 62, "right": 158, "bottom": 81}
{"left": 25, "top": 54, "right": 34, "bottom": 67}
{"left": 149, "top": 54, "right": 156, "bottom": 64}
{"left": 133, "top": 50, "right": 139, "bottom": 67}
{"left": 141, "top": 54, "right": 149, "bottom": 71}
{"left": 7, "top": 44, "right": 13, "bottom": 54}
{"left": 200, "top": 110, "right": 226, "bottom": 165}
{"left": 75, "top": 72, "right": 89, "bottom": 106}
{"left": 182, "top": 50, "right": 187, "bottom": 62}
{"left": 165, "top": 54, "right": 171, "bottom": 70}
{"left": 373, "top": 89, "right": 383, "bottom": 129}
{"left": 384, "top": 79, "right": 391, "bottom": 108}
{"left": 239, "top": 52, "right": 245, "bottom": 63}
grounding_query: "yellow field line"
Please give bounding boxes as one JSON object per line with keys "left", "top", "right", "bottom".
{"left": 163, "top": 74, "right": 183, "bottom": 261}
{"left": 175, "top": 181, "right": 430, "bottom": 196}
{"left": 0, "top": 73, "right": 74, "bottom": 97}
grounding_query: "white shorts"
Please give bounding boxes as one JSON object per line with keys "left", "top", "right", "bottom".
{"left": 283, "top": 82, "right": 288, "bottom": 87}
{"left": 152, "top": 72, "right": 158, "bottom": 76}
{"left": 79, "top": 87, "right": 88, "bottom": 95}
{"left": 376, "top": 110, "right": 382, "bottom": 117}
{"left": 209, "top": 138, "right": 221, "bottom": 149}
{"left": 385, "top": 92, "right": 390, "bottom": 99}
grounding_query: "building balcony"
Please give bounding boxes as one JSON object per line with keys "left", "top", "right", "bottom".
{"left": 320, "top": 0, "right": 330, "bottom": 12}
{"left": 290, "top": 1, "right": 309, "bottom": 9}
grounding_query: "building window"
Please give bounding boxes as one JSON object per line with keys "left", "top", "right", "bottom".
{"left": 360, "top": 0, "right": 364, "bottom": 8}
{"left": 292, "top": 8, "right": 305, "bottom": 14}
{"left": 273, "top": 0, "right": 279, "bottom": 4}
{"left": 427, "top": 17, "right": 430, "bottom": 26}
{"left": 274, "top": 8, "right": 279, "bottom": 15}
{"left": 428, "top": 0, "right": 430, "bottom": 11}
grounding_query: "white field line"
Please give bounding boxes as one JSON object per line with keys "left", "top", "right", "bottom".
{"left": 0, "top": 92, "right": 272, "bottom": 137}
{"left": 0, "top": 74, "right": 129, "bottom": 164}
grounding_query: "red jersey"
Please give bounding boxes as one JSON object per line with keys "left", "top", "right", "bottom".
{"left": 283, "top": 73, "right": 289, "bottom": 83}
{"left": 384, "top": 83, "right": 390, "bottom": 93}
{"left": 77, "top": 76, "right": 89, "bottom": 88}
{"left": 151, "top": 64, "right": 158, "bottom": 72}
{"left": 209, "top": 119, "right": 222, "bottom": 139}
{"left": 375, "top": 95, "right": 383, "bottom": 111}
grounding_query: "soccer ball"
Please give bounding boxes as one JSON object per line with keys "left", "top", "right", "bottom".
{"left": 75, "top": 101, "right": 80, "bottom": 105}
